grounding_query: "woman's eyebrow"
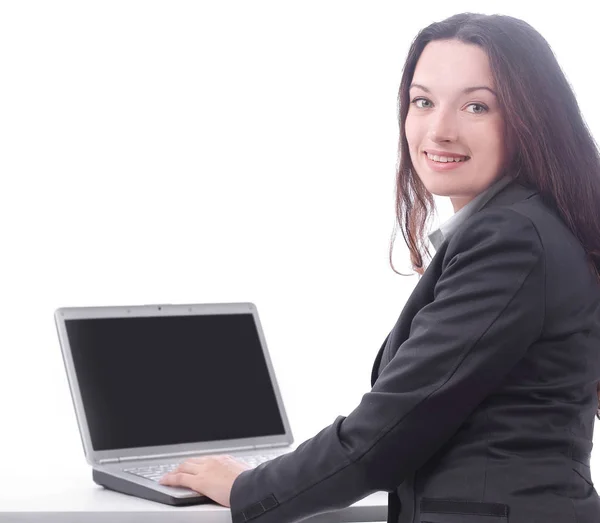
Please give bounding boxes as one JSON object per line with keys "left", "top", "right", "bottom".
{"left": 409, "top": 83, "right": 497, "bottom": 97}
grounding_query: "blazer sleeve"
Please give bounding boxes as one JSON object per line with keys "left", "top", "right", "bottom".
{"left": 229, "top": 207, "right": 545, "bottom": 523}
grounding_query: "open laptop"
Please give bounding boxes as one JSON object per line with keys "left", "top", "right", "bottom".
{"left": 54, "top": 302, "right": 295, "bottom": 506}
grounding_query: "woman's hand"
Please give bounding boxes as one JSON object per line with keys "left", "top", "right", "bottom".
{"left": 159, "top": 454, "right": 252, "bottom": 507}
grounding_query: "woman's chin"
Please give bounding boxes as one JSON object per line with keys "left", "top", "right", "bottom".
{"left": 417, "top": 176, "right": 468, "bottom": 198}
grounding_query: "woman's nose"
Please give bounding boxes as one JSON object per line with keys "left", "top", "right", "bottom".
{"left": 427, "top": 108, "right": 459, "bottom": 143}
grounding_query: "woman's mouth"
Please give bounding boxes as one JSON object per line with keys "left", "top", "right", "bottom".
{"left": 424, "top": 151, "right": 471, "bottom": 171}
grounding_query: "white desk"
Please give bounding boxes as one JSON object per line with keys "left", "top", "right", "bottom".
{"left": 1, "top": 466, "right": 388, "bottom": 522}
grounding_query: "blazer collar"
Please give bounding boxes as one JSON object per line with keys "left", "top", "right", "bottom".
{"left": 427, "top": 178, "right": 540, "bottom": 258}
{"left": 477, "top": 178, "right": 539, "bottom": 211}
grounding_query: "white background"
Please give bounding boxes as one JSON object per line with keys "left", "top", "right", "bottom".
{"left": 1, "top": 0, "right": 600, "bottom": 490}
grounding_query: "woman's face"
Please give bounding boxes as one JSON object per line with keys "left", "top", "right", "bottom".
{"left": 405, "top": 39, "right": 507, "bottom": 212}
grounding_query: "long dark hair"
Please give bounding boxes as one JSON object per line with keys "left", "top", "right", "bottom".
{"left": 389, "top": 12, "right": 600, "bottom": 282}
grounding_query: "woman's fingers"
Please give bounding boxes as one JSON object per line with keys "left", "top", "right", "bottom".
{"left": 159, "top": 455, "right": 242, "bottom": 489}
{"left": 159, "top": 471, "right": 196, "bottom": 489}
{"left": 175, "top": 460, "right": 202, "bottom": 474}
{"left": 160, "top": 460, "right": 200, "bottom": 485}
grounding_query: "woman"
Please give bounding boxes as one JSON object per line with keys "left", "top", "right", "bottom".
{"left": 160, "top": 12, "right": 600, "bottom": 523}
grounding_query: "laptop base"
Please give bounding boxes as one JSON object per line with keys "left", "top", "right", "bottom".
{"left": 92, "top": 468, "right": 212, "bottom": 506}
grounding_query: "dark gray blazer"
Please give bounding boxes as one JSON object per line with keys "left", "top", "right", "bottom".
{"left": 230, "top": 180, "right": 600, "bottom": 523}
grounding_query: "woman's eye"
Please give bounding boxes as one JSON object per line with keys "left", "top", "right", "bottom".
{"left": 410, "top": 98, "right": 488, "bottom": 114}
{"left": 466, "top": 103, "right": 488, "bottom": 114}
{"left": 412, "top": 98, "right": 431, "bottom": 109}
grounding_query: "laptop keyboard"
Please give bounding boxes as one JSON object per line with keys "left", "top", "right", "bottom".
{"left": 123, "top": 452, "right": 285, "bottom": 482}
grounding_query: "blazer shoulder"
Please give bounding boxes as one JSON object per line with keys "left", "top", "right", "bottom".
{"left": 482, "top": 187, "right": 570, "bottom": 236}
{"left": 504, "top": 193, "right": 587, "bottom": 257}
{"left": 446, "top": 204, "right": 544, "bottom": 264}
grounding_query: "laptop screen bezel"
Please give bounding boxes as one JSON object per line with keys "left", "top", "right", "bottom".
{"left": 54, "top": 302, "right": 294, "bottom": 465}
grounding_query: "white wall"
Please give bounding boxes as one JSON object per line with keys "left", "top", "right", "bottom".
{"left": 1, "top": 0, "right": 599, "bottom": 486}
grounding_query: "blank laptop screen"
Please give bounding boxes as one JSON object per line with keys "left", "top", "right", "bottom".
{"left": 65, "top": 313, "right": 286, "bottom": 451}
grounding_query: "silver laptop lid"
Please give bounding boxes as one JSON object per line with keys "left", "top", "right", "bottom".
{"left": 54, "top": 302, "right": 293, "bottom": 465}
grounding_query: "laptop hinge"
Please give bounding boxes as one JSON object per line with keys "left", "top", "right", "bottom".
{"left": 98, "top": 458, "right": 120, "bottom": 464}
{"left": 254, "top": 442, "right": 284, "bottom": 449}
{"left": 100, "top": 445, "right": 257, "bottom": 464}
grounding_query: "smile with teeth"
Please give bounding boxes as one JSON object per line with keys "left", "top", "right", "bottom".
{"left": 425, "top": 152, "right": 470, "bottom": 163}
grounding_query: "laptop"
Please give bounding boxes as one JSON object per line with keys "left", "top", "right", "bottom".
{"left": 54, "top": 302, "right": 295, "bottom": 506}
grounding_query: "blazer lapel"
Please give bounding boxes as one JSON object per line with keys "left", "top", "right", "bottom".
{"left": 370, "top": 179, "right": 539, "bottom": 386}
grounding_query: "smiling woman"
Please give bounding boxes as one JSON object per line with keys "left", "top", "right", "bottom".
{"left": 392, "top": 15, "right": 600, "bottom": 281}
{"left": 168, "top": 12, "right": 600, "bottom": 523}
{"left": 405, "top": 41, "right": 505, "bottom": 212}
